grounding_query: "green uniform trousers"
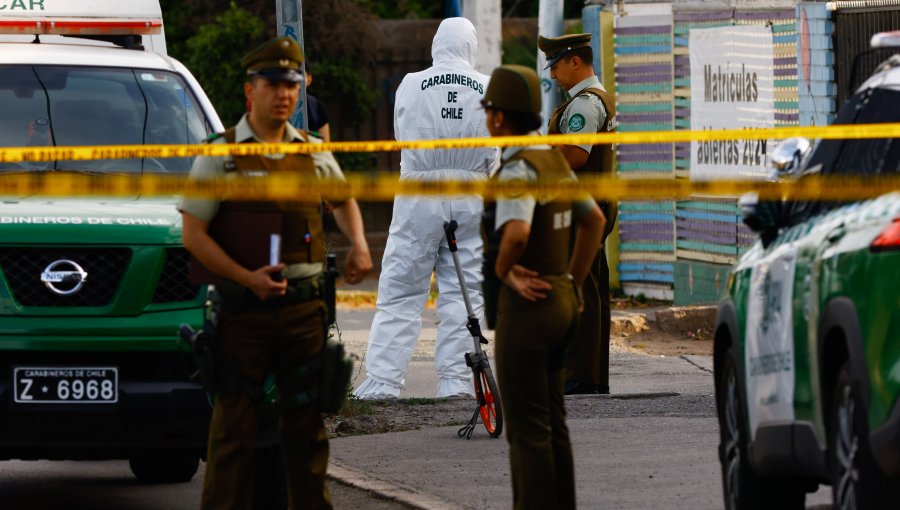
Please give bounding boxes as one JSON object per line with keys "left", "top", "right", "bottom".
{"left": 495, "top": 275, "right": 578, "bottom": 510}
{"left": 201, "top": 299, "right": 332, "bottom": 510}
{"left": 564, "top": 248, "right": 611, "bottom": 387}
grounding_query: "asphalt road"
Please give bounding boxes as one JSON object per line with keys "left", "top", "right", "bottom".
{"left": 0, "top": 307, "right": 836, "bottom": 509}
{"left": 0, "top": 459, "right": 408, "bottom": 510}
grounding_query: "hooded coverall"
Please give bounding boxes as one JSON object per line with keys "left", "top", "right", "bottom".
{"left": 353, "top": 17, "right": 497, "bottom": 399}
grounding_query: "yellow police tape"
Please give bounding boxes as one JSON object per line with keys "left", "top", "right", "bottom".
{"left": 3, "top": 122, "right": 900, "bottom": 163}
{"left": 1, "top": 123, "right": 900, "bottom": 200}
{"left": 0, "top": 173, "right": 897, "bottom": 201}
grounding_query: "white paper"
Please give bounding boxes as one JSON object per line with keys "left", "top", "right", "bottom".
{"left": 269, "top": 233, "right": 281, "bottom": 266}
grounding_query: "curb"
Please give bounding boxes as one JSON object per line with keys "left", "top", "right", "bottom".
{"left": 328, "top": 459, "right": 466, "bottom": 510}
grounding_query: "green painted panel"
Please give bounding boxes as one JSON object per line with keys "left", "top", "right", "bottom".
{"left": 677, "top": 240, "right": 738, "bottom": 255}
{"left": 618, "top": 123, "right": 673, "bottom": 132}
{"left": 678, "top": 200, "right": 740, "bottom": 213}
{"left": 621, "top": 243, "right": 675, "bottom": 252}
{"left": 617, "top": 83, "right": 673, "bottom": 94}
{"left": 618, "top": 162, "right": 673, "bottom": 172}
{"left": 674, "top": 259, "right": 733, "bottom": 305}
{"left": 620, "top": 202, "right": 675, "bottom": 212}
{"left": 771, "top": 23, "right": 797, "bottom": 33}
{"left": 614, "top": 34, "right": 673, "bottom": 46}
{"left": 775, "top": 100, "right": 800, "bottom": 110}
{"left": 618, "top": 103, "right": 673, "bottom": 113}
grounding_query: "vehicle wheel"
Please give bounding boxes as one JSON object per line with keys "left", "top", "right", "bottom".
{"left": 829, "top": 363, "right": 887, "bottom": 510}
{"left": 717, "top": 351, "right": 804, "bottom": 510}
{"left": 129, "top": 454, "right": 199, "bottom": 483}
{"left": 252, "top": 444, "right": 288, "bottom": 510}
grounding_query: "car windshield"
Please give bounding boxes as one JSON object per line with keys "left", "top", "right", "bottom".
{"left": 806, "top": 87, "right": 900, "bottom": 176}
{"left": 786, "top": 86, "right": 900, "bottom": 225}
{"left": 0, "top": 65, "right": 212, "bottom": 174}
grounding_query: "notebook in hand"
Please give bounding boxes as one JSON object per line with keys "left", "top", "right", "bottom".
{"left": 188, "top": 211, "right": 284, "bottom": 285}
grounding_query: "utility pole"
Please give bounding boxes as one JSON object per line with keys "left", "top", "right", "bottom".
{"left": 276, "top": 0, "right": 308, "bottom": 131}
{"left": 461, "top": 0, "right": 501, "bottom": 75}
{"left": 537, "top": 0, "right": 563, "bottom": 134}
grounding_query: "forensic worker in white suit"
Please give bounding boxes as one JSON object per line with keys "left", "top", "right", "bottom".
{"left": 353, "top": 17, "right": 497, "bottom": 400}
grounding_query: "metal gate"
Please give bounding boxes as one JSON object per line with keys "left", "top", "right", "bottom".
{"left": 833, "top": 1, "right": 900, "bottom": 105}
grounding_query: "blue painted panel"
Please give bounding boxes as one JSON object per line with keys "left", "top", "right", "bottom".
{"left": 799, "top": 95, "right": 836, "bottom": 113}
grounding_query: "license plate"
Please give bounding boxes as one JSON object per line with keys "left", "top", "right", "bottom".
{"left": 13, "top": 367, "right": 118, "bottom": 404}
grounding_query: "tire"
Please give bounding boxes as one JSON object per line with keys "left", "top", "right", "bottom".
{"left": 829, "top": 363, "right": 889, "bottom": 510}
{"left": 252, "top": 444, "right": 288, "bottom": 510}
{"left": 476, "top": 366, "right": 503, "bottom": 438}
{"left": 129, "top": 454, "right": 200, "bottom": 484}
{"left": 717, "top": 351, "right": 804, "bottom": 510}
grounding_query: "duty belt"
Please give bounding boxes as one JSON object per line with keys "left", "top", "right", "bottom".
{"left": 216, "top": 273, "right": 325, "bottom": 310}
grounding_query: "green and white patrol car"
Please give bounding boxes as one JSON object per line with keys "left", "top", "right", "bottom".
{"left": 0, "top": 0, "right": 223, "bottom": 483}
{"left": 714, "top": 33, "right": 900, "bottom": 510}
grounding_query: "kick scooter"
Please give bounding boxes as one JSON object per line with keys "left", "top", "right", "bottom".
{"left": 443, "top": 220, "right": 503, "bottom": 439}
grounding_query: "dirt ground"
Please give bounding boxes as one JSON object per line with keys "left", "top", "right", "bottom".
{"left": 337, "top": 292, "right": 714, "bottom": 358}
{"left": 610, "top": 303, "right": 714, "bottom": 357}
{"left": 328, "top": 293, "right": 715, "bottom": 438}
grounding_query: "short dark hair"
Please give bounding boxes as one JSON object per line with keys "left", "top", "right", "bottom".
{"left": 500, "top": 109, "right": 543, "bottom": 134}
{"left": 567, "top": 46, "right": 594, "bottom": 67}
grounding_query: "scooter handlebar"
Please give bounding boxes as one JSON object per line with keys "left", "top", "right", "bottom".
{"left": 443, "top": 220, "right": 459, "bottom": 253}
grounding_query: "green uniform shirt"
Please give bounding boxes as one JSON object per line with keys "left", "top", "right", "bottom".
{"left": 178, "top": 114, "right": 345, "bottom": 279}
{"left": 558, "top": 76, "right": 609, "bottom": 153}
{"left": 495, "top": 136, "right": 595, "bottom": 230}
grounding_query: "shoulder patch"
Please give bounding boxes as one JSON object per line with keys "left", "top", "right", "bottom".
{"left": 568, "top": 114, "right": 586, "bottom": 132}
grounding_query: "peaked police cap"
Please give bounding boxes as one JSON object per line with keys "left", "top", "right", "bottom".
{"left": 537, "top": 33, "right": 592, "bottom": 69}
{"left": 241, "top": 37, "right": 304, "bottom": 83}
{"left": 481, "top": 65, "right": 541, "bottom": 115}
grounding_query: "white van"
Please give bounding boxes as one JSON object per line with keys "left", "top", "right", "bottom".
{"left": 0, "top": 0, "right": 224, "bottom": 485}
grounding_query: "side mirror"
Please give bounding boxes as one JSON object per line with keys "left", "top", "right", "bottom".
{"left": 740, "top": 192, "right": 781, "bottom": 248}
{"left": 769, "top": 137, "right": 812, "bottom": 180}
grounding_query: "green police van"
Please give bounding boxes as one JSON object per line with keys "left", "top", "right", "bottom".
{"left": 714, "top": 34, "right": 900, "bottom": 510}
{"left": 0, "top": 1, "right": 223, "bottom": 483}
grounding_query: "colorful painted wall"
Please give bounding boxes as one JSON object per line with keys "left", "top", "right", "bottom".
{"left": 586, "top": 1, "right": 838, "bottom": 304}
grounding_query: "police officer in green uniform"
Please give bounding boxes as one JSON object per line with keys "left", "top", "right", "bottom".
{"left": 539, "top": 33, "right": 618, "bottom": 395}
{"left": 179, "top": 37, "right": 372, "bottom": 510}
{"left": 483, "top": 64, "right": 605, "bottom": 510}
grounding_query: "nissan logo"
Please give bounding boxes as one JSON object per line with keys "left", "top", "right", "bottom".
{"left": 40, "top": 259, "right": 88, "bottom": 296}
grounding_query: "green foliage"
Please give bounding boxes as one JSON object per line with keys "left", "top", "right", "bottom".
{"left": 311, "top": 59, "right": 377, "bottom": 120}
{"left": 502, "top": 35, "right": 537, "bottom": 68}
{"left": 339, "top": 394, "right": 375, "bottom": 417}
{"left": 334, "top": 153, "right": 378, "bottom": 174}
{"left": 157, "top": 0, "right": 201, "bottom": 58}
{"left": 352, "top": 0, "right": 441, "bottom": 19}
{"left": 182, "top": 3, "right": 267, "bottom": 126}
{"left": 502, "top": 0, "right": 584, "bottom": 18}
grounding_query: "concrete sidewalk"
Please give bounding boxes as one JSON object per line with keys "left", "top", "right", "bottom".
{"left": 327, "top": 307, "right": 833, "bottom": 509}
{"left": 328, "top": 307, "right": 724, "bottom": 509}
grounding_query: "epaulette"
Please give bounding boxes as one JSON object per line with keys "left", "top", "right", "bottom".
{"left": 204, "top": 132, "right": 226, "bottom": 144}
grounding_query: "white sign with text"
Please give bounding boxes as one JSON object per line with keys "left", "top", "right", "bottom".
{"left": 690, "top": 25, "right": 775, "bottom": 180}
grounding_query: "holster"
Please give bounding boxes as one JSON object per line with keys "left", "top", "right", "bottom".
{"left": 179, "top": 305, "right": 265, "bottom": 403}
{"left": 179, "top": 318, "right": 218, "bottom": 394}
{"left": 278, "top": 339, "right": 353, "bottom": 415}
{"left": 481, "top": 203, "right": 501, "bottom": 330}
{"left": 317, "top": 340, "right": 353, "bottom": 414}
{"left": 324, "top": 253, "right": 339, "bottom": 325}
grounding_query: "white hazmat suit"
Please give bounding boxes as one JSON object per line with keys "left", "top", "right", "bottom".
{"left": 353, "top": 18, "right": 497, "bottom": 399}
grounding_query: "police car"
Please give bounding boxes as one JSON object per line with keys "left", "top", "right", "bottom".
{"left": 714, "top": 32, "right": 900, "bottom": 510}
{"left": 0, "top": 0, "right": 223, "bottom": 483}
